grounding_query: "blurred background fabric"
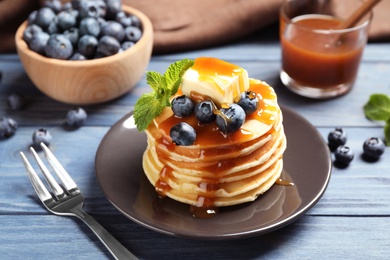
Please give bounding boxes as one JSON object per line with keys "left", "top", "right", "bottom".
{"left": 1, "top": 0, "right": 389, "bottom": 54}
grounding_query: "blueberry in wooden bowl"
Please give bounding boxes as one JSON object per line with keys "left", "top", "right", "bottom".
{"left": 15, "top": 3, "right": 153, "bottom": 105}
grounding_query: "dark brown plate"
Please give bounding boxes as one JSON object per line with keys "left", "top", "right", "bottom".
{"left": 95, "top": 106, "right": 332, "bottom": 240}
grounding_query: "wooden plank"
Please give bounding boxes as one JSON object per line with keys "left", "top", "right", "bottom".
{"left": 0, "top": 215, "right": 388, "bottom": 259}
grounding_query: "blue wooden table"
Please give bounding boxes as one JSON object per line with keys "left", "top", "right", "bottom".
{"left": 1, "top": 26, "right": 389, "bottom": 259}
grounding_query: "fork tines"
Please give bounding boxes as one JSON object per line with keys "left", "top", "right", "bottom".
{"left": 20, "top": 143, "right": 79, "bottom": 203}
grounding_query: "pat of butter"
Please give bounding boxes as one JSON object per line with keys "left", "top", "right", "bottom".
{"left": 181, "top": 57, "right": 249, "bottom": 106}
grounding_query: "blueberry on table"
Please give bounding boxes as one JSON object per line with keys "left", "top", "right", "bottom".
{"left": 7, "top": 93, "right": 26, "bottom": 110}
{"left": 216, "top": 103, "right": 246, "bottom": 134}
{"left": 44, "top": 34, "right": 73, "bottom": 60}
{"left": 171, "top": 95, "right": 195, "bottom": 118}
{"left": 170, "top": 122, "right": 196, "bottom": 146}
{"left": 334, "top": 145, "right": 354, "bottom": 166}
{"left": 363, "top": 137, "right": 386, "bottom": 160}
{"left": 32, "top": 128, "right": 52, "bottom": 146}
{"left": 0, "top": 117, "right": 18, "bottom": 139}
{"left": 66, "top": 107, "right": 88, "bottom": 127}
{"left": 195, "top": 100, "right": 216, "bottom": 123}
{"left": 328, "top": 127, "right": 347, "bottom": 151}
{"left": 236, "top": 91, "right": 258, "bottom": 115}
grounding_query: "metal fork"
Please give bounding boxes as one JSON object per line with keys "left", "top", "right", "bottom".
{"left": 20, "top": 143, "right": 138, "bottom": 260}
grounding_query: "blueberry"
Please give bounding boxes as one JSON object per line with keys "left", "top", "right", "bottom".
{"left": 79, "top": 17, "right": 101, "bottom": 37}
{"left": 69, "top": 52, "right": 87, "bottom": 61}
{"left": 124, "top": 26, "right": 142, "bottom": 42}
{"left": 171, "top": 95, "right": 194, "bottom": 117}
{"left": 236, "top": 91, "right": 258, "bottom": 115}
{"left": 101, "top": 21, "right": 125, "bottom": 42}
{"left": 63, "top": 27, "right": 79, "bottom": 46}
{"left": 28, "top": 10, "right": 38, "bottom": 25}
{"left": 116, "top": 11, "right": 133, "bottom": 27}
{"left": 29, "top": 31, "right": 50, "bottom": 55}
{"left": 334, "top": 145, "right": 354, "bottom": 166}
{"left": 328, "top": 128, "right": 347, "bottom": 151}
{"left": 216, "top": 103, "right": 246, "bottom": 134}
{"left": 79, "top": 0, "right": 100, "bottom": 19}
{"left": 57, "top": 10, "right": 78, "bottom": 31}
{"left": 121, "top": 41, "right": 134, "bottom": 50}
{"left": 170, "top": 122, "right": 196, "bottom": 146}
{"left": 363, "top": 137, "right": 385, "bottom": 160}
{"left": 195, "top": 100, "right": 216, "bottom": 124}
{"left": 32, "top": 128, "right": 52, "bottom": 146}
{"left": 46, "top": 18, "right": 60, "bottom": 35}
{"left": 7, "top": 93, "right": 26, "bottom": 110}
{"left": 44, "top": 34, "right": 73, "bottom": 60}
{"left": 95, "top": 0, "right": 107, "bottom": 18}
{"left": 61, "top": 2, "right": 73, "bottom": 12}
{"left": 97, "top": 35, "right": 120, "bottom": 57}
{"left": 0, "top": 117, "right": 18, "bottom": 139}
{"left": 105, "top": 0, "right": 122, "bottom": 19}
{"left": 129, "top": 14, "right": 141, "bottom": 27}
{"left": 34, "top": 7, "right": 56, "bottom": 29}
{"left": 66, "top": 107, "right": 88, "bottom": 127}
{"left": 77, "top": 35, "right": 98, "bottom": 59}
{"left": 23, "top": 24, "right": 43, "bottom": 44}
{"left": 43, "top": 0, "right": 62, "bottom": 13}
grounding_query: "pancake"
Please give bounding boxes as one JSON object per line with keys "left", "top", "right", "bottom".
{"left": 140, "top": 57, "right": 287, "bottom": 216}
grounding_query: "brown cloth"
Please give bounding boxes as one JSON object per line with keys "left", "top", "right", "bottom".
{"left": 1, "top": 0, "right": 390, "bottom": 54}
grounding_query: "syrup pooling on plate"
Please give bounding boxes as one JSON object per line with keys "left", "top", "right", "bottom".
{"left": 141, "top": 57, "right": 288, "bottom": 218}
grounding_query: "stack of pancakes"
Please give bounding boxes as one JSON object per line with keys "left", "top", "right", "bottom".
{"left": 142, "top": 78, "right": 286, "bottom": 208}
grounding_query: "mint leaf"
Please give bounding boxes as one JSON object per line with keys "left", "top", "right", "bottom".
{"left": 146, "top": 71, "right": 165, "bottom": 92}
{"left": 363, "top": 94, "right": 390, "bottom": 121}
{"left": 133, "top": 92, "right": 164, "bottom": 131}
{"left": 165, "top": 59, "right": 194, "bottom": 92}
{"left": 133, "top": 59, "right": 194, "bottom": 131}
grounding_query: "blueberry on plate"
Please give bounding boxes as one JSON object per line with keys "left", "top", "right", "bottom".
{"left": 66, "top": 107, "right": 88, "bottom": 127}
{"left": 334, "top": 145, "right": 354, "bottom": 167}
{"left": 216, "top": 103, "right": 246, "bottom": 134}
{"left": 236, "top": 91, "right": 258, "bottom": 115}
{"left": 195, "top": 100, "right": 216, "bottom": 123}
{"left": 171, "top": 95, "right": 194, "bottom": 118}
{"left": 32, "top": 128, "right": 52, "bottom": 146}
{"left": 170, "top": 122, "right": 196, "bottom": 146}
{"left": 44, "top": 34, "right": 73, "bottom": 60}
{"left": 7, "top": 92, "right": 26, "bottom": 110}
{"left": 363, "top": 137, "right": 385, "bottom": 160}
{"left": 0, "top": 117, "right": 18, "bottom": 139}
{"left": 328, "top": 127, "right": 347, "bottom": 151}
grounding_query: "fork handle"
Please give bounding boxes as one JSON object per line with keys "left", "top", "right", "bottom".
{"left": 73, "top": 208, "right": 138, "bottom": 260}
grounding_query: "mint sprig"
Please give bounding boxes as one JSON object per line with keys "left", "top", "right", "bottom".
{"left": 363, "top": 93, "right": 390, "bottom": 146}
{"left": 134, "top": 59, "right": 194, "bottom": 131}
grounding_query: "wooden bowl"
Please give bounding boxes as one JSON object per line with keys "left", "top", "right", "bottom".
{"left": 15, "top": 5, "right": 153, "bottom": 105}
